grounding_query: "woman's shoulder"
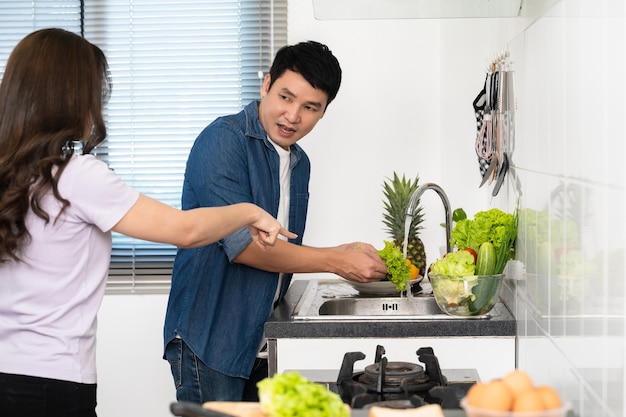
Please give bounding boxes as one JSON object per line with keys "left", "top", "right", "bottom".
{"left": 61, "top": 154, "right": 126, "bottom": 191}
{"left": 67, "top": 153, "right": 110, "bottom": 170}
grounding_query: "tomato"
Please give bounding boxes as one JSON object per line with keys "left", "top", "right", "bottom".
{"left": 463, "top": 248, "right": 478, "bottom": 264}
{"left": 554, "top": 247, "right": 570, "bottom": 261}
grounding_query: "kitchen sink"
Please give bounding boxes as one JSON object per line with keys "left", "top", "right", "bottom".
{"left": 292, "top": 279, "right": 495, "bottom": 321}
{"left": 319, "top": 296, "right": 443, "bottom": 316}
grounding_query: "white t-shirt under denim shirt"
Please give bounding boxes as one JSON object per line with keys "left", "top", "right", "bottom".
{"left": 0, "top": 155, "right": 140, "bottom": 384}
{"left": 258, "top": 139, "right": 291, "bottom": 358}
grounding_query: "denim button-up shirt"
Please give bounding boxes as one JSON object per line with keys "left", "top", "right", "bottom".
{"left": 163, "top": 101, "right": 309, "bottom": 378}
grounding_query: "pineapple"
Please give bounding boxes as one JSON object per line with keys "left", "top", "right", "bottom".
{"left": 382, "top": 172, "right": 427, "bottom": 276}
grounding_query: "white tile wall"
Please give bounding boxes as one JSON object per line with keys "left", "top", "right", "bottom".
{"left": 501, "top": 1, "right": 625, "bottom": 416}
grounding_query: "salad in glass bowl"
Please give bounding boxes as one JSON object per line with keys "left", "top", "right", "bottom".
{"left": 428, "top": 208, "right": 517, "bottom": 316}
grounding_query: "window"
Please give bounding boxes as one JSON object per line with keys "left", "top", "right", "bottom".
{"left": 0, "top": 0, "right": 288, "bottom": 293}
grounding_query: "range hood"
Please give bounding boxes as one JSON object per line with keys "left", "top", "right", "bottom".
{"left": 312, "top": 0, "right": 561, "bottom": 20}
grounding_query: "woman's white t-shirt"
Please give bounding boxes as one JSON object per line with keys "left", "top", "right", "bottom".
{"left": 0, "top": 155, "right": 139, "bottom": 384}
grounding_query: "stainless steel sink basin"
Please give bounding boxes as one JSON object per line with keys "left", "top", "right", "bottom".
{"left": 318, "top": 296, "right": 442, "bottom": 316}
{"left": 292, "top": 279, "right": 495, "bottom": 321}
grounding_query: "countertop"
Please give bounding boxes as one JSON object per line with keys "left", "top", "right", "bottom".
{"left": 265, "top": 279, "right": 516, "bottom": 339}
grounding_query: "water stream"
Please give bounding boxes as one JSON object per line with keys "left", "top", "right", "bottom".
{"left": 402, "top": 215, "right": 411, "bottom": 260}
{"left": 401, "top": 215, "right": 414, "bottom": 300}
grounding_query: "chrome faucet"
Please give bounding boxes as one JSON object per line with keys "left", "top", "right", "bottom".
{"left": 405, "top": 183, "right": 453, "bottom": 256}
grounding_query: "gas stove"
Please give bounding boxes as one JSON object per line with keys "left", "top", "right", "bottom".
{"left": 295, "top": 345, "right": 479, "bottom": 410}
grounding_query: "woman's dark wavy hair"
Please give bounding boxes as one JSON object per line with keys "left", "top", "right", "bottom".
{"left": 0, "top": 28, "right": 111, "bottom": 263}
{"left": 268, "top": 40, "right": 342, "bottom": 108}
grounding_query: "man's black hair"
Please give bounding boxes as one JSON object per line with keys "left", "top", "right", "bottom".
{"left": 268, "top": 40, "right": 342, "bottom": 107}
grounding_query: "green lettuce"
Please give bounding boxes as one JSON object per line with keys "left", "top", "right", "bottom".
{"left": 257, "top": 371, "right": 349, "bottom": 417}
{"left": 429, "top": 251, "right": 478, "bottom": 306}
{"left": 377, "top": 240, "right": 410, "bottom": 291}
{"left": 430, "top": 250, "right": 476, "bottom": 276}
{"left": 431, "top": 274, "right": 479, "bottom": 306}
{"left": 450, "top": 208, "right": 517, "bottom": 274}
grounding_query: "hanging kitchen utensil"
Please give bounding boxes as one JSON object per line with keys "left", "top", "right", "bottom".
{"left": 474, "top": 49, "right": 514, "bottom": 192}
{"left": 492, "top": 152, "right": 509, "bottom": 196}
{"left": 480, "top": 156, "right": 498, "bottom": 187}
{"left": 498, "top": 68, "right": 516, "bottom": 158}
{"left": 492, "top": 57, "right": 515, "bottom": 197}
{"left": 479, "top": 67, "right": 501, "bottom": 187}
{"left": 474, "top": 72, "right": 497, "bottom": 187}
{"left": 490, "top": 67, "right": 501, "bottom": 183}
{"left": 475, "top": 74, "right": 493, "bottom": 162}
{"left": 472, "top": 74, "right": 490, "bottom": 179}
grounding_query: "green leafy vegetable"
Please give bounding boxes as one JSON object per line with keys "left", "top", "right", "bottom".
{"left": 452, "top": 208, "right": 468, "bottom": 222}
{"left": 257, "top": 371, "right": 349, "bottom": 417}
{"left": 429, "top": 251, "right": 477, "bottom": 307}
{"left": 430, "top": 273, "right": 478, "bottom": 306}
{"left": 517, "top": 208, "right": 580, "bottom": 275}
{"left": 450, "top": 208, "right": 517, "bottom": 274}
{"left": 430, "top": 250, "right": 476, "bottom": 276}
{"left": 377, "top": 240, "right": 410, "bottom": 291}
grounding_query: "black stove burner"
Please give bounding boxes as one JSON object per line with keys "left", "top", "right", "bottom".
{"left": 363, "top": 360, "right": 426, "bottom": 381}
{"left": 335, "top": 345, "right": 467, "bottom": 410}
{"left": 356, "top": 358, "right": 434, "bottom": 394}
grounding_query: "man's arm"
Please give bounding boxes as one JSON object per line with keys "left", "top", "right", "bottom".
{"left": 233, "top": 239, "right": 387, "bottom": 283}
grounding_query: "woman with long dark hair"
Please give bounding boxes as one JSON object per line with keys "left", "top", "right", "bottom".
{"left": 0, "top": 28, "right": 293, "bottom": 417}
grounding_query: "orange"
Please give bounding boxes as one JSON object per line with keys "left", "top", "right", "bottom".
{"left": 467, "top": 380, "right": 513, "bottom": 411}
{"left": 513, "top": 389, "right": 546, "bottom": 412}
{"left": 536, "top": 385, "right": 562, "bottom": 409}
{"left": 502, "top": 369, "right": 534, "bottom": 399}
{"left": 405, "top": 259, "right": 419, "bottom": 280}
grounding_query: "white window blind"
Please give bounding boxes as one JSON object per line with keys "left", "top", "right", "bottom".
{"left": 0, "top": 1, "right": 82, "bottom": 60}
{"left": 0, "top": 0, "right": 287, "bottom": 294}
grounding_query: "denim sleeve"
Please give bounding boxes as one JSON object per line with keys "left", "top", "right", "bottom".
{"left": 220, "top": 227, "right": 253, "bottom": 262}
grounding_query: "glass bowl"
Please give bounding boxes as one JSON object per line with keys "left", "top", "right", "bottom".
{"left": 428, "top": 273, "right": 504, "bottom": 316}
{"left": 460, "top": 398, "right": 571, "bottom": 417}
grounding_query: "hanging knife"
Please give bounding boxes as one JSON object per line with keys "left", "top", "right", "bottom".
{"left": 492, "top": 152, "right": 509, "bottom": 196}
{"left": 479, "top": 156, "right": 498, "bottom": 187}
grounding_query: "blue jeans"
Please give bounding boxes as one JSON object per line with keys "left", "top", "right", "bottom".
{"left": 0, "top": 372, "right": 97, "bottom": 417}
{"left": 165, "top": 338, "right": 267, "bottom": 403}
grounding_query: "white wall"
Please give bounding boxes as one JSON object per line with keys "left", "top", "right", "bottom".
{"left": 96, "top": 294, "right": 174, "bottom": 417}
{"left": 287, "top": 3, "right": 530, "bottom": 274}
{"left": 96, "top": 1, "right": 625, "bottom": 416}
{"left": 501, "top": 1, "right": 625, "bottom": 416}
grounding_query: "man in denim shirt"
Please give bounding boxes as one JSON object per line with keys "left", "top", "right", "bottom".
{"left": 163, "top": 41, "right": 387, "bottom": 403}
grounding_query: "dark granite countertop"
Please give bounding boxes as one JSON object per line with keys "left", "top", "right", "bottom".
{"left": 265, "top": 279, "right": 516, "bottom": 339}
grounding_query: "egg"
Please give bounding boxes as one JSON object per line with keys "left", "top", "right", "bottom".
{"left": 464, "top": 371, "right": 567, "bottom": 416}
{"left": 536, "top": 385, "right": 563, "bottom": 409}
{"left": 467, "top": 380, "right": 513, "bottom": 411}
{"left": 466, "top": 383, "right": 490, "bottom": 408}
{"left": 502, "top": 369, "right": 535, "bottom": 399}
{"left": 513, "top": 389, "right": 546, "bottom": 412}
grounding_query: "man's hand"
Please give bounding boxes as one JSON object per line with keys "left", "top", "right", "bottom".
{"left": 332, "top": 242, "right": 388, "bottom": 283}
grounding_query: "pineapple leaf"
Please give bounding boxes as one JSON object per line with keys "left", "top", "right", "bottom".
{"left": 381, "top": 172, "right": 425, "bottom": 241}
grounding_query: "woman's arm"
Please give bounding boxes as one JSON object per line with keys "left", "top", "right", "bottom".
{"left": 112, "top": 194, "right": 296, "bottom": 249}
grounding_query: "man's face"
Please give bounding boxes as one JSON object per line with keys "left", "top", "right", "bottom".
{"left": 258, "top": 69, "right": 329, "bottom": 150}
